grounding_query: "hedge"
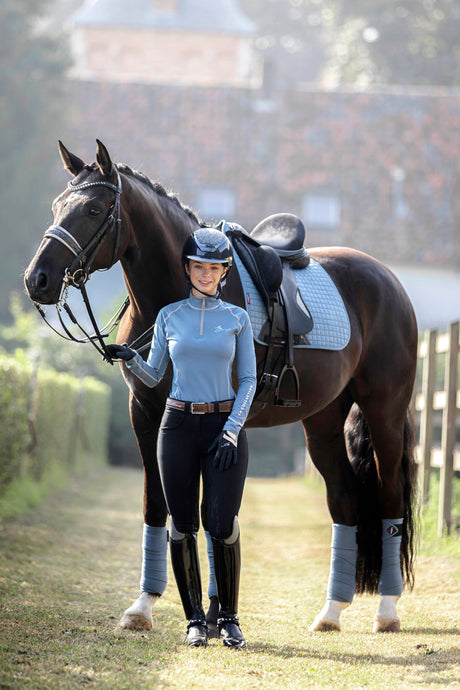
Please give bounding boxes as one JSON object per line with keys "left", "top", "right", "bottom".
{"left": 0, "top": 354, "right": 111, "bottom": 520}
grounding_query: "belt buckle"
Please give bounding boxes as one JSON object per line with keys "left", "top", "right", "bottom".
{"left": 190, "top": 402, "right": 206, "bottom": 414}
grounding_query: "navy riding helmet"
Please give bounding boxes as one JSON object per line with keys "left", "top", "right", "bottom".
{"left": 182, "top": 227, "right": 233, "bottom": 268}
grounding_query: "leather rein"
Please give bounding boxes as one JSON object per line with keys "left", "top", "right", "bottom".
{"left": 33, "top": 173, "right": 130, "bottom": 363}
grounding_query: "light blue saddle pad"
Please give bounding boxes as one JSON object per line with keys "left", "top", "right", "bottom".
{"left": 232, "top": 250, "right": 351, "bottom": 351}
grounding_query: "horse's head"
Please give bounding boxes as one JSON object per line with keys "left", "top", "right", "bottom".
{"left": 24, "top": 140, "right": 126, "bottom": 304}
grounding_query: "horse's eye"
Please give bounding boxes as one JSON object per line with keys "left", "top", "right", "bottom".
{"left": 89, "top": 207, "right": 101, "bottom": 216}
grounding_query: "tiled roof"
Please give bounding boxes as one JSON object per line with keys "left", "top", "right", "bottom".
{"left": 67, "top": 81, "right": 460, "bottom": 270}
{"left": 72, "top": 0, "right": 257, "bottom": 34}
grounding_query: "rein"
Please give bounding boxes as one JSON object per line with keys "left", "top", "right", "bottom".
{"left": 34, "top": 172, "right": 129, "bottom": 363}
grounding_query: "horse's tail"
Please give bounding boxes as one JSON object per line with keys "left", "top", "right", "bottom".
{"left": 346, "top": 404, "right": 418, "bottom": 595}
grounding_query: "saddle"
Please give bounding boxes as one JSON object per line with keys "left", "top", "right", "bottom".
{"left": 224, "top": 214, "right": 313, "bottom": 409}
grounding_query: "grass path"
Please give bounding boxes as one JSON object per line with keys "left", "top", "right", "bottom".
{"left": 0, "top": 466, "right": 459, "bottom": 689}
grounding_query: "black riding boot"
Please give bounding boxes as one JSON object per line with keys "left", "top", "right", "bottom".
{"left": 212, "top": 527, "right": 245, "bottom": 648}
{"left": 170, "top": 533, "right": 208, "bottom": 647}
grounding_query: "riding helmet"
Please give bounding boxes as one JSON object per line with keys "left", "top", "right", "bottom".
{"left": 182, "top": 227, "right": 233, "bottom": 267}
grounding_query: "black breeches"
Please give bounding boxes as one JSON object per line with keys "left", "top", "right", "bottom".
{"left": 157, "top": 407, "right": 248, "bottom": 539}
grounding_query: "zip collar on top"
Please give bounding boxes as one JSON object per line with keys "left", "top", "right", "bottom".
{"left": 187, "top": 292, "right": 222, "bottom": 310}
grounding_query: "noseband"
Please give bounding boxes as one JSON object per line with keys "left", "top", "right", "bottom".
{"left": 44, "top": 173, "right": 122, "bottom": 287}
{"left": 35, "top": 172, "right": 129, "bottom": 362}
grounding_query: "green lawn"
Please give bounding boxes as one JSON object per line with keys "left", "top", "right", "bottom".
{"left": 0, "top": 466, "right": 459, "bottom": 689}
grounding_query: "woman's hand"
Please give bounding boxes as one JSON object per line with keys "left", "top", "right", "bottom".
{"left": 104, "top": 343, "right": 136, "bottom": 361}
{"left": 208, "top": 430, "right": 238, "bottom": 471}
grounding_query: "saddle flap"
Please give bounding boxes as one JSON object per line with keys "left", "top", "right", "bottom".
{"left": 226, "top": 226, "right": 313, "bottom": 339}
{"left": 280, "top": 262, "right": 314, "bottom": 335}
{"left": 228, "top": 229, "right": 283, "bottom": 303}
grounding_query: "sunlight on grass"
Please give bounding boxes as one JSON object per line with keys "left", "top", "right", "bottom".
{"left": 419, "top": 470, "right": 460, "bottom": 558}
{"left": 0, "top": 466, "right": 459, "bottom": 689}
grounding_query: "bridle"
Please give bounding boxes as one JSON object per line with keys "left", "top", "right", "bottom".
{"left": 34, "top": 172, "right": 129, "bottom": 363}
{"left": 47, "top": 172, "right": 123, "bottom": 286}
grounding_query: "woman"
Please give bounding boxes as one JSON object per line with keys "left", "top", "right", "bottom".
{"left": 106, "top": 227, "right": 256, "bottom": 648}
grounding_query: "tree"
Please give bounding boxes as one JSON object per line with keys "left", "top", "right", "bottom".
{"left": 0, "top": 0, "right": 71, "bottom": 320}
{"left": 328, "top": 0, "right": 460, "bottom": 87}
{"left": 240, "top": 0, "right": 334, "bottom": 88}
{"left": 240, "top": 0, "right": 460, "bottom": 87}
{"left": 0, "top": 292, "right": 139, "bottom": 467}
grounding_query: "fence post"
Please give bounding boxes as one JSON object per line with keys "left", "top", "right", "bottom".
{"left": 419, "top": 329, "right": 437, "bottom": 503}
{"left": 438, "top": 321, "right": 459, "bottom": 537}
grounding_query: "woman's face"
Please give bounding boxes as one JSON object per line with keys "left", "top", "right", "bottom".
{"left": 186, "top": 260, "right": 227, "bottom": 297}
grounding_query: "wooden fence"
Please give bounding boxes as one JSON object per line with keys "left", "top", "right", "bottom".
{"left": 414, "top": 321, "right": 459, "bottom": 537}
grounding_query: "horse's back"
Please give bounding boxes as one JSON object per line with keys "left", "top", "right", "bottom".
{"left": 309, "top": 246, "right": 417, "bottom": 337}
{"left": 310, "top": 246, "right": 418, "bottom": 394}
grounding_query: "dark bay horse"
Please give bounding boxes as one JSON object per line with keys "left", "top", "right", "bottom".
{"left": 24, "top": 141, "right": 418, "bottom": 634}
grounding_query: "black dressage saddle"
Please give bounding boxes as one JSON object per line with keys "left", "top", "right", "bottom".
{"left": 224, "top": 213, "right": 313, "bottom": 409}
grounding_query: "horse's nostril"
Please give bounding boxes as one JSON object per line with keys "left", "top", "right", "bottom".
{"left": 37, "top": 272, "right": 48, "bottom": 290}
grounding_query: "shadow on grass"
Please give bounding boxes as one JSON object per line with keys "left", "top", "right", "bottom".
{"left": 247, "top": 639, "right": 459, "bottom": 668}
{"left": 401, "top": 627, "right": 460, "bottom": 636}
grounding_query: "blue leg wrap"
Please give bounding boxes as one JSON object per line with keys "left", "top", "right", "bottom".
{"left": 204, "top": 529, "right": 218, "bottom": 599}
{"left": 378, "top": 518, "right": 403, "bottom": 596}
{"left": 326, "top": 524, "right": 357, "bottom": 603}
{"left": 139, "top": 524, "right": 168, "bottom": 596}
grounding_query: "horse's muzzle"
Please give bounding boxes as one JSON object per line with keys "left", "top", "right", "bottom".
{"left": 24, "top": 265, "right": 62, "bottom": 305}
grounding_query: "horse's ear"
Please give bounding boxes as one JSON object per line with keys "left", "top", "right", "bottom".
{"left": 58, "top": 141, "right": 85, "bottom": 176}
{"left": 96, "top": 139, "right": 114, "bottom": 178}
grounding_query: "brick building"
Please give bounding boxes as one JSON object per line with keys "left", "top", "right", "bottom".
{"left": 63, "top": 0, "right": 460, "bottom": 323}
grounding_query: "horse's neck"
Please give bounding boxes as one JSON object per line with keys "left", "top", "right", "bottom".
{"left": 119, "top": 178, "right": 196, "bottom": 321}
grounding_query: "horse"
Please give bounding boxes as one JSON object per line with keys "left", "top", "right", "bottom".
{"left": 24, "top": 141, "right": 418, "bottom": 635}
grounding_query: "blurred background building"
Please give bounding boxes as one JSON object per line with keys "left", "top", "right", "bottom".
{"left": 3, "top": 0, "right": 460, "bottom": 329}
{"left": 60, "top": 0, "right": 460, "bottom": 328}
{"left": 2, "top": 0, "right": 460, "bottom": 468}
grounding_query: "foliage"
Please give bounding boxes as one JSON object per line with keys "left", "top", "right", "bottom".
{"left": 240, "top": 0, "right": 334, "bottom": 87}
{"left": 0, "top": 355, "right": 31, "bottom": 487}
{"left": 0, "top": 0, "right": 71, "bottom": 320}
{"left": 0, "top": 292, "right": 138, "bottom": 466}
{"left": 420, "top": 469, "right": 460, "bottom": 555}
{"left": 0, "top": 351, "right": 111, "bottom": 520}
{"left": 331, "top": 0, "right": 460, "bottom": 87}
{"left": 247, "top": 423, "right": 306, "bottom": 477}
{"left": 240, "top": 0, "right": 460, "bottom": 87}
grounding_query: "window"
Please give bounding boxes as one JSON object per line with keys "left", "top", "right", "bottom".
{"left": 302, "top": 194, "right": 341, "bottom": 229}
{"left": 197, "top": 188, "right": 236, "bottom": 221}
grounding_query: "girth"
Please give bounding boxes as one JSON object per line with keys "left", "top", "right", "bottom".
{"left": 225, "top": 214, "right": 313, "bottom": 409}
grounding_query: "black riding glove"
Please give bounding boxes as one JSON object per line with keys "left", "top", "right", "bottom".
{"left": 104, "top": 343, "right": 136, "bottom": 361}
{"left": 208, "top": 430, "right": 238, "bottom": 472}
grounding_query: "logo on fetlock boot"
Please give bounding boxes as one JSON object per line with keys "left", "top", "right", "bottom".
{"left": 386, "top": 524, "right": 402, "bottom": 537}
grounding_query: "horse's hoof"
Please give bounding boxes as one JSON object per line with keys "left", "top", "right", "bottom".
{"left": 118, "top": 613, "right": 153, "bottom": 631}
{"left": 373, "top": 617, "right": 401, "bottom": 633}
{"left": 308, "top": 619, "right": 341, "bottom": 632}
{"left": 116, "top": 593, "right": 157, "bottom": 631}
{"left": 373, "top": 595, "right": 401, "bottom": 633}
{"left": 308, "top": 599, "right": 348, "bottom": 632}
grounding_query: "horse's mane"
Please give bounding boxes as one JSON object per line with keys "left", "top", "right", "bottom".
{"left": 115, "top": 163, "right": 206, "bottom": 227}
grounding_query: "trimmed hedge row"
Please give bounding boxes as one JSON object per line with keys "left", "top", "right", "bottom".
{"left": 0, "top": 354, "right": 111, "bottom": 518}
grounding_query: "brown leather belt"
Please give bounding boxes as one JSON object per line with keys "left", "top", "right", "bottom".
{"left": 166, "top": 398, "right": 234, "bottom": 414}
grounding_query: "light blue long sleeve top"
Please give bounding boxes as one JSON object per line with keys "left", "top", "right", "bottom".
{"left": 126, "top": 293, "right": 257, "bottom": 436}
